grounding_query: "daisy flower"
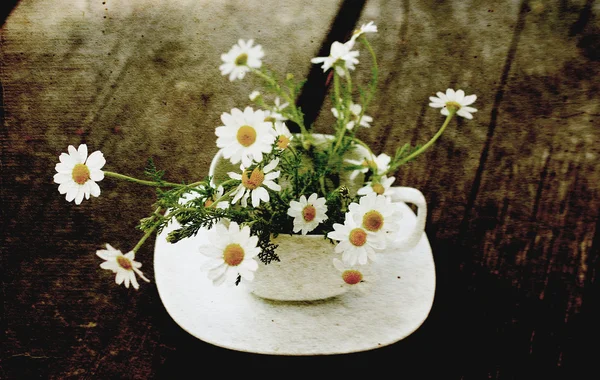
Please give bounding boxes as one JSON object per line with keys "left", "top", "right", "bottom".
{"left": 327, "top": 212, "right": 385, "bottom": 266}
{"left": 215, "top": 106, "right": 276, "bottom": 167}
{"left": 350, "top": 21, "right": 378, "bottom": 42}
{"left": 219, "top": 39, "right": 264, "bottom": 81}
{"left": 332, "top": 258, "right": 374, "bottom": 294}
{"left": 348, "top": 192, "right": 402, "bottom": 244}
{"left": 54, "top": 144, "right": 106, "bottom": 205}
{"left": 357, "top": 175, "right": 396, "bottom": 197}
{"left": 331, "top": 102, "right": 373, "bottom": 130}
{"left": 429, "top": 88, "right": 477, "bottom": 119}
{"left": 273, "top": 121, "right": 293, "bottom": 150}
{"left": 96, "top": 244, "right": 150, "bottom": 290}
{"left": 228, "top": 158, "right": 281, "bottom": 208}
{"left": 311, "top": 40, "right": 359, "bottom": 77}
{"left": 287, "top": 193, "right": 328, "bottom": 235}
{"left": 200, "top": 222, "right": 261, "bottom": 286}
{"left": 345, "top": 152, "right": 391, "bottom": 180}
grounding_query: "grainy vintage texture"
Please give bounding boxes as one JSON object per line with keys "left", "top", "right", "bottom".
{"left": 1, "top": 0, "right": 599, "bottom": 377}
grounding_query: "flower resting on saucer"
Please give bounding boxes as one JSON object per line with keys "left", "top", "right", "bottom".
{"left": 200, "top": 222, "right": 260, "bottom": 286}
{"left": 96, "top": 244, "right": 150, "bottom": 290}
{"left": 54, "top": 144, "right": 105, "bottom": 205}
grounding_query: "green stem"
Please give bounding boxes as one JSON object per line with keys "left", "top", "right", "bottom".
{"left": 332, "top": 71, "right": 347, "bottom": 154}
{"left": 387, "top": 112, "right": 455, "bottom": 173}
{"left": 132, "top": 208, "right": 163, "bottom": 253}
{"left": 104, "top": 171, "right": 184, "bottom": 188}
{"left": 250, "top": 67, "right": 308, "bottom": 135}
{"left": 356, "top": 36, "right": 378, "bottom": 128}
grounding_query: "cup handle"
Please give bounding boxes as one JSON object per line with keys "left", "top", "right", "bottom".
{"left": 387, "top": 186, "right": 427, "bottom": 252}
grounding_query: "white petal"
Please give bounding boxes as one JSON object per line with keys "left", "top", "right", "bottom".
{"left": 462, "top": 94, "right": 477, "bottom": 106}
{"left": 53, "top": 172, "right": 71, "bottom": 184}
{"left": 89, "top": 181, "right": 101, "bottom": 197}
{"left": 77, "top": 144, "right": 88, "bottom": 162}
{"left": 86, "top": 151, "right": 106, "bottom": 170}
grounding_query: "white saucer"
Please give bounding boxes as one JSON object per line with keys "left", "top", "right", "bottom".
{"left": 154, "top": 202, "right": 436, "bottom": 355}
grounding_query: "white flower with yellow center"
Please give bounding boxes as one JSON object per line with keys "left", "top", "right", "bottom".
{"left": 311, "top": 40, "right": 359, "bottom": 77}
{"left": 200, "top": 222, "right": 260, "bottom": 286}
{"left": 219, "top": 39, "right": 264, "bottom": 81}
{"left": 54, "top": 144, "right": 106, "bottom": 205}
{"left": 332, "top": 258, "right": 374, "bottom": 293}
{"left": 96, "top": 244, "right": 150, "bottom": 290}
{"left": 357, "top": 175, "right": 396, "bottom": 197}
{"left": 273, "top": 121, "right": 293, "bottom": 150}
{"left": 287, "top": 193, "right": 328, "bottom": 235}
{"left": 348, "top": 192, "right": 402, "bottom": 244}
{"left": 429, "top": 88, "right": 477, "bottom": 119}
{"left": 228, "top": 158, "right": 281, "bottom": 208}
{"left": 345, "top": 152, "right": 391, "bottom": 180}
{"left": 327, "top": 212, "right": 385, "bottom": 266}
{"left": 350, "top": 21, "right": 378, "bottom": 42}
{"left": 216, "top": 106, "right": 276, "bottom": 167}
{"left": 331, "top": 102, "right": 373, "bottom": 130}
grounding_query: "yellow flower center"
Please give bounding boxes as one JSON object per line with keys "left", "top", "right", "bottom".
{"left": 235, "top": 53, "right": 248, "bottom": 66}
{"left": 342, "top": 269, "right": 363, "bottom": 285}
{"left": 277, "top": 135, "right": 290, "bottom": 149}
{"left": 445, "top": 101, "right": 462, "bottom": 113}
{"left": 204, "top": 199, "right": 214, "bottom": 207}
{"left": 72, "top": 163, "right": 90, "bottom": 185}
{"left": 349, "top": 228, "right": 367, "bottom": 247}
{"left": 241, "top": 167, "right": 265, "bottom": 190}
{"left": 372, "top": 183, "right": 385, "bottom": 195}
{"left": 116, "top": 256, "right": 133, "bottom": 270}
{"left": 223, "top": 243, "right": 245, "bottom": 266}
{"left": 302, "top": 204, "right": 316, "bottom": 222}
{"left": 363, "top": 210, "right": 384, "bottom": 232}
{"left": 236, "top": 125, "right": 257, "bottom": 147}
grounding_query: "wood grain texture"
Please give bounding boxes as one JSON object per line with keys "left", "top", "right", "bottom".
{"left": 2, "top": 0, "right": 599, "bottom": 377}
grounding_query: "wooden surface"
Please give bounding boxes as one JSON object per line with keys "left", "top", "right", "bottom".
{"left": 1, "top": 0, "right": 599, "bottom": 377}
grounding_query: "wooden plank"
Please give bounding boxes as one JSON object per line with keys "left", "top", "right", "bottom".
{"left": 461, "top": 0, "right": 600, "bottom": 370}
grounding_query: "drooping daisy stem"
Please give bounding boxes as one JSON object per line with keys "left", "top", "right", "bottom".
{"left": 385, "top": 112, "right": 455, "bottom": 175}
{"left": 104, "top": 171, "right": 199, "bottom": 188}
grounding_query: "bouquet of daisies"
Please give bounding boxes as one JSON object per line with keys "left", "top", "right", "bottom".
{"left": 53, "top": 21, "right": 477, "bottom": 289}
